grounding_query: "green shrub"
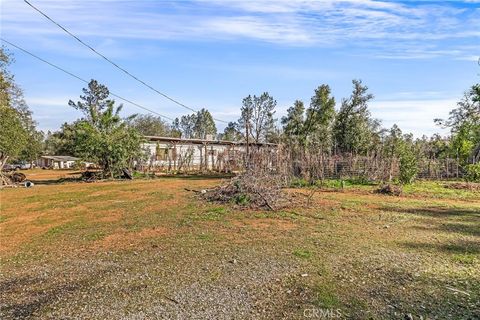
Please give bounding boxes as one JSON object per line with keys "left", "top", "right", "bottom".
{"left": 290, "top": 178, "right": 309, "bottom": 188}
{"left": 465, "top": 163, "right": 480, "bottom": 182}
{"left": 72, "top": 160, "right": 84, "bottom": 170}
{"left": 399, "top": 149, "right": 417, "bottom": 184}
{"left": 234, "top": 193, "right": 250, "bottom": 205}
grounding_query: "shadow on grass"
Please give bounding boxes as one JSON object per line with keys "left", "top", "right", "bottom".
{"left": 439, "top": 222, "right": 480, "bottom": 237}
{"left": 30, "top": 173, "right": 233, "bottom": 185}
{"left": 381, "top": 206, "right": 480, "bottom": 219}
{"left": 401, "top": 239, "right": 480, "bottom": 254}
{"left": 29, "top": 177, "right": 82, "bottom": 185}
{"left": 384, "top": 205, "right": 479, "bottom": 238}
{"left": 0, "top": 275, "right": 85, "bottom": 318}
{"left": 348, "top": 259, "right": 480, "bottom": 318}
{"left": 27, "top": 171, "right": 84, "bottom": 186}
{"left": 412, "top": 222, "right": 480, "bottom": 237}
{"left": 157, "top": 173, "right": 234, "bottom": 180}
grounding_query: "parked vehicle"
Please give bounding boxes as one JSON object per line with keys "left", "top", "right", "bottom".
{"left": 2, "top": 162, "right": 32, "bottom": 171}
{"left": 2, "top": 164, "right": 20, "bottom": 171}
{"left": 18, "top": 162, "right": 32, "bottom": 170}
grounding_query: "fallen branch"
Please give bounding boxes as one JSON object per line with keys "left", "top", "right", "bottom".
{"left": 446, "top": 286, "right": 470, "bottom": 296}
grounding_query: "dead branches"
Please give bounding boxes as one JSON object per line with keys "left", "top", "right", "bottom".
{"left": 10, "top": 172, "right": 26, "bottom": 183}
{"left": 0, "top": 171, "right": 26, "bottom": 186}
{"left": 375, "top": 184, "right": 402, "bottom": 196}
{"left": 202, "top": 171, "right": 289, "bottom": 210}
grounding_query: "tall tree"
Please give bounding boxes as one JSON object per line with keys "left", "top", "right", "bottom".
{"left": 1, "top": 47, "right": 27, "bottom": 113}
{"left": 383, "top": 124, "right": 403, "bottom": 180}
{"left": 221, "top": 122, "right": 242, "bottom": 141}
{"left": 282, "top": 100, "right": 305, "bottom": 138}
{"left": 172, "top": 109, "right": 217, "bottom": 139}
{"left": 68, "top": 80, "right": 110, "bottom": 126}
{"left": 173, "top": 114, "right": 196, "bottom": 139}
{"left": 128, "top": 114, "right": 171, "bottom": 137}
{"left": 193, "top": 108, "right": 217, "bottom": 139}
{"left": 333, "top": 79, "right": 378, "bottom": 155}
{"left": 305, "top": 84, "right": 336, "bottom": 152}
{"left": 436, "top": 84, "right": 480, "bottom": 164}
{"left": 383, "top": 124, "right": 403, "bottom": 159}
{"left": 0, "top": 105, "right": 27, "bottom": 174}
{"left": 19, "top": 130, "right": 44, "bottom": 165}
{"left": 0, "top": 47, "right": 40, "bottom": 176}
{"left": 69, "top": 80, "right": 144, "bottom": 178}
{"left": 282, "top": 100, "right": 305, "bottom": 146}
{"left": 398, "top": 133, "right": 418, "bottom": 184}
{"left": 238, "top": 92, "right": 277, "bottom": 143}
{"left": 43, "top": 121, "right": 83, "bottom": 156}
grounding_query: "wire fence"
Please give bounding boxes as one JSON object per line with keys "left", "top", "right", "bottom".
{"left": 138, "top": 142, "right": 467, "bottom": 181}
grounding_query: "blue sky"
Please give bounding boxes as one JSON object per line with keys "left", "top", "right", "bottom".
{"left": 1, "top": 0, "right": 479, "bottom": 136}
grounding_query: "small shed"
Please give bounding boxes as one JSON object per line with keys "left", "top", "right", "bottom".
{"left": 37, "top": 156, "right": 80, "bottom": 169}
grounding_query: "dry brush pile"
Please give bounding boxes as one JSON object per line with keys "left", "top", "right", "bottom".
{"left": 202, "top": 170, "right": 291, "bottom": 211}
{"left": 0, "top": 171, "right": 27, "bottom": 188}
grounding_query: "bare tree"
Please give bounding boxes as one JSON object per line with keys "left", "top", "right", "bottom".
{"left": 238, "top": 92, "right": 277, "bottom": 143}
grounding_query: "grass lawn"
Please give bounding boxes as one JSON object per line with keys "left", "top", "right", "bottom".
{"left": 1, "top": 170, "right": 479, "bottom": 319}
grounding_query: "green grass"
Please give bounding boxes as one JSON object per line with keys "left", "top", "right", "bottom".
{"left": 44, "top": 219, "right": 89, "bottom": 239}
{"left": 314, "top": 282, "right": 340, "bottom": 308}
{"left": 402, "top": 181, "right": 479, "bottom": 199}
{"left": 452, "top": 253, "right": 477, "bottom": 265}
{"left": 192, "top": 206, "right": 229, "bottom": 221}
{"left": 289, "top": 178, "right": 479, "bottom": 200}
{"left": 293, "top": 249, "right": 312, "bottom": 259}
{"left": 290, "top": 178, "right": 376, "bottom": 189}
{"left": 85, "top": 231, "right": 106, "bottom": 241}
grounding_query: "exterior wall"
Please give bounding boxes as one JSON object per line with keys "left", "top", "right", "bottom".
{"left": 142, "top": 141, "right": 247, "bottom": 172}
{"left": 36, "top": 158, "right": 77, "bottom": 169}
{"left": 61, "top": 160, "right": 76, "bottom": 169}
{"left": 37, "top": 158, "right": 54, "bottom": 168}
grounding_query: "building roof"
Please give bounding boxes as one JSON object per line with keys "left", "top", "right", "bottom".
{"left": 41, "top": 155, "right": 80, "bottom": 161}
{"left": 145, "top": 136, "right": 277, "bottom": 147}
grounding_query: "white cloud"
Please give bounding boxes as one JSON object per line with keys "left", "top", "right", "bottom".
{"left": 1, "top": 0, "right": 478, "bottom": 59}
{"left": 455, "top": 55, "right": 480, "bottom": 62}
{"left": 27, "top": 97, "right": 70, "bottom": 106}
{"left": 370, "top": 98, "right": 455, "bottom": 137}
{"left": 203, "top": 16, "right": 313, "bottom": 45}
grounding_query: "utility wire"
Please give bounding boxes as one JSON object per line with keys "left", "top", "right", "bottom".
{"left": 1, "top": 38, "right": 175, "bottom": 121}
{"left": 24, "top": 0, "right": 228, "bottom": 124}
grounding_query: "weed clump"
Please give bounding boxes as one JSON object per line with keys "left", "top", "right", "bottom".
{"left": 375, "top": 184, "right": 402, "bottom": 196}
{"left": 445, "top": 182, "right": 480, "bottom": 191}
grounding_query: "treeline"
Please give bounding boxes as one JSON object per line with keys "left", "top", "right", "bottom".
{"left": 1, "top": 45, "right": 479, "bottom": 182}
{"left": 124, "top": 78, "right": 479, "bottom": 182}
{"left": 0, "top": 47, "right": 43, "bottom": 180}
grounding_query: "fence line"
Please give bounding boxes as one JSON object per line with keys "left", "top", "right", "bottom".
{"left": 138, "top": 141, "right": 466, "bottom": 181}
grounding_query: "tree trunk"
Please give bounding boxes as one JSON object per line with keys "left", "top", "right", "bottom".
{"left": 0, "top": 155, "right": 10, "bottom": 185}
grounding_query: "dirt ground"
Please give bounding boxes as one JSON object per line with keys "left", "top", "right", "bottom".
{"left": 0, "top": 171, "right": 479, "bottom": 319}
{"left": 12, "top": 168, "right": 82, "bottom": 182}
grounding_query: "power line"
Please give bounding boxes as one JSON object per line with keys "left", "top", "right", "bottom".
{"left": 24, "top": 0, "right": 229, "bottom": 124}
{"left": 1, "top": 38, "right": 175, "bottom": 121}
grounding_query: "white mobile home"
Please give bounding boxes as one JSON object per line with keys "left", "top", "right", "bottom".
{"left": 37, "top": 156, "right": 80, "bottom": 169}
{"left": 142, "top": 136, "right": 276, "bottom": 172}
